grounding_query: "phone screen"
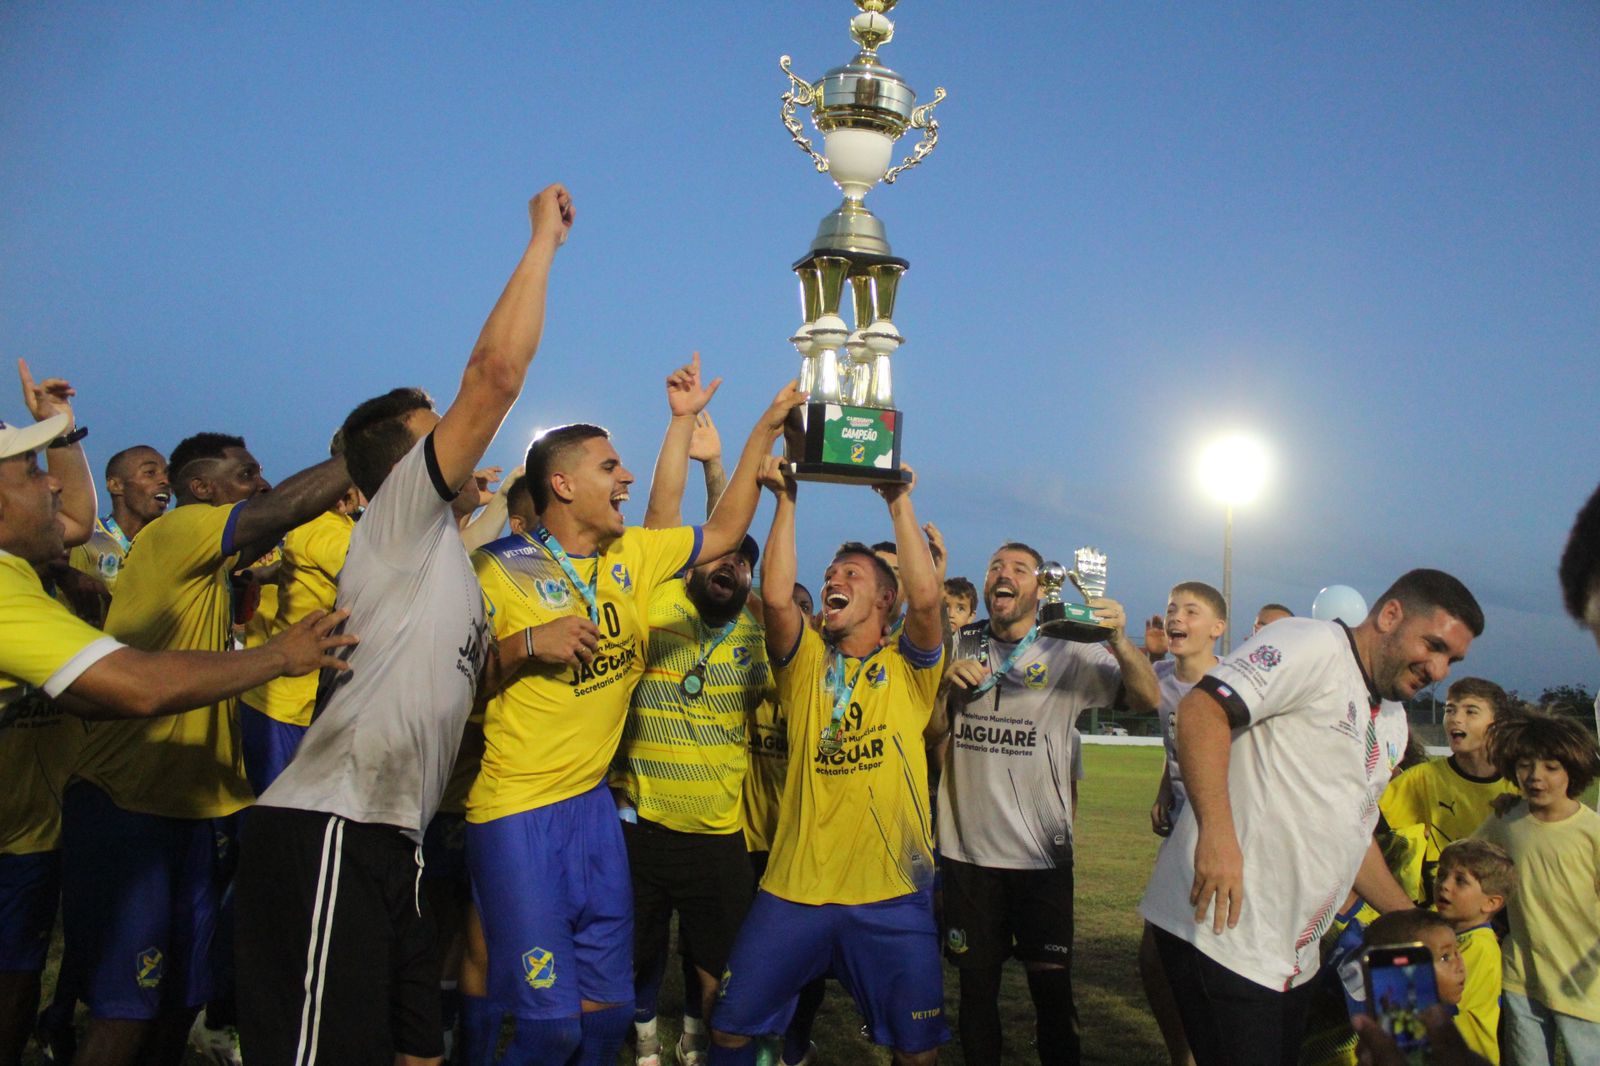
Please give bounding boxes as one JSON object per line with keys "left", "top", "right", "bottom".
{"left": 1363, "top": 944, "right": 1440, "bottom": 1059}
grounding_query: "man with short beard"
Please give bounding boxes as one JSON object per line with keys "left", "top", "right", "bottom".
{"left": 1140, "top": 568, "right": 1479, "bottom": 1066}
{"left": 67, "top": 445, "right": 170, "bottom": 595}
{"left": 932, "top": 541, "right": 1159, "bottom": 1066}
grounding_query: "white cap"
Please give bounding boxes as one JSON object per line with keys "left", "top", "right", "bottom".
{"left": 0, "top": 413, "right": 70, "bottom": 461}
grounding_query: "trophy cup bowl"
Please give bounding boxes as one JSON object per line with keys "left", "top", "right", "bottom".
{"left": 1035, "top": 553, "right": 1115, "bottom": 643}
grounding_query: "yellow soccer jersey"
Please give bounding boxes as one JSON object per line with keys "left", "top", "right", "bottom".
{"left": 741, "top": 694, "right": 788, "bottom": 853}
{"left": 1379, "top": 756, "right": 1517, "bottom": 897}
{"left": 75, "top": 502, "right": 254, "bottom": 820}
{"left": 611, "top": 580, "right": 772, "bottom": 834}
{"left": 1455, "top": 924, "right": 1501, "bottom": 1063}
{"left": 67, "top": 516, "right": 131, "bottom": 592}
{"left": 240, "top": 512, "right": 353, "bottom": 725}
{"left": 0, "top": 552, "right": 122, "bottom": 854}
{"left": 466, "top": 525, "right": 701, "bottom": 822}
{"left": 761, "top": 625, "right": 944, "bottom": 906}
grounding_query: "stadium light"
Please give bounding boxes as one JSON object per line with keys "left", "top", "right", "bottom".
{"left": 1197, "top": 434, "right": 1271, "bottom": 653}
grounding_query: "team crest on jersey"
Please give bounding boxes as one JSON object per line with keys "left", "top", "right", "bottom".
{"left": 1024, "top": 662, "right": 1048, "bottom": 689}
{"left": 612, "top": 563, "right": 633, "bottom": 592}
{"left": 1247, "top": 645, "right": 1282, "bottom": 670}
{"left": 99, "top": 554, "right": 121, "bottom": 579}
{"left": 946, "top": 928, "right": 968, "bottom": 955}
{"left": 135, "top": 947, "right": 164, "bottom": 989}
{"left": 522, "top": 947, "right": 556, "bottom": 989}
{"left": 732, "top": 645, "right": 752, "bottom": 667}
{"left": 865, "top": 663, "right": 888, "bottom": 688}
{"left": 717, "top": 967, "right": 733, "bottom": 1000}
{"left": 1346, "top": 701, "right": 1359, "bottom": 728}
{"left": 535, "top": 579, "right": 571, "bottom": 609}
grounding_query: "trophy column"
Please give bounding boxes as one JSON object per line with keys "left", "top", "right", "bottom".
{"left": 777, "top": 0, "right": 944, "bottom": 485}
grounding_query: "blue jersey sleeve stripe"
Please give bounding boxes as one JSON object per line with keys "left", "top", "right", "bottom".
{"left": 684, "top": 525, "right": 704, "bottom": 570}
{"left": 220, "top": 500, "right": 247, "bottom": 559}
{"left": 771, "top": 627, "right": 804, "bottom": 669}
{"left": 897, "top": 631, "right": 943, "bottom": 669}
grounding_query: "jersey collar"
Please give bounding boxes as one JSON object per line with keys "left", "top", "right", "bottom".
{"left": 1337, "top": 620, "right": 1383, "bottom": 708}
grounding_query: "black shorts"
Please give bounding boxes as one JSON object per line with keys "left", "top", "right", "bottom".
{"left": 939, "top": 856, "right": 1074, "bottom": 970}
{"left": 235, "top": 807, "right": 441, "bottom": 1066}
{"left": 623, "top": 818, "right": 753, "bottom": 980}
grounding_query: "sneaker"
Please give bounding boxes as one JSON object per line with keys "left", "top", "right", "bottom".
{"left": 674, "top": 1032, "right": 709, "bottom": 1066}
{"left": 636, "top": 1053, "right": 663, "bottom": 1066}
{"left": 188, "top": 1013, "right": 244, "bottom": 1066}
{"left": 781, "top": 1040, "right": 819, "bottom": 1066}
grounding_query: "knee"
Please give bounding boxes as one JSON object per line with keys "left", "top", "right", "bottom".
{"left": 711, "top": 1029, "right": 751, "bottom": 1050}
{"left": 892, "top": 1050, "right": 937, "bottom": 1066}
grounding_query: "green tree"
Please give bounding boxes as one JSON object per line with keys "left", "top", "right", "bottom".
{"left": 1536, "top": 684, "right": 1594, "bottom": 718}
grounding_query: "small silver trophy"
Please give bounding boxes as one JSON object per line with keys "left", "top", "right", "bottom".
{"left": 1036, "top": 548, "right": 1114, "bottom": 643}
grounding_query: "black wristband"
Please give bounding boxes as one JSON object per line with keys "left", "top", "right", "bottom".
{"left": 49, "top": 425, "right": 88, "bottom": 448}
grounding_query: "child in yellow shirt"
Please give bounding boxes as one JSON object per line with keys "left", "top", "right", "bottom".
{"left": 1433, "top": 839, "right": 1514, "bottom": 1063}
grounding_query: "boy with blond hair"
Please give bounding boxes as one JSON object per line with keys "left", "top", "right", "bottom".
{"left": 1433, "top": 839, "right": 1513, "bottom": 1062}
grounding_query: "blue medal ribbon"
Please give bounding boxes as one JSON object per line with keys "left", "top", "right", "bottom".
{"left": 820, "top": 645, "right": 883, "bottom": 748}
{"left": 532, "top": 527, "right": 599, "bottom": 624}
{"left": 101, "top": 515, "right": 132, "bottom": 553}
{"left": 970, "top": 625, "right": 1040, "bottom": 696}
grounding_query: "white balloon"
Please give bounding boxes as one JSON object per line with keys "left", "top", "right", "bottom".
{"left": 1312, "top": 584, "right": 1368, "bottom": 625}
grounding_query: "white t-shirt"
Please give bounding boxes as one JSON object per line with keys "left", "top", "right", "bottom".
{"left": 1154, "top": 658, "right": 1202, "bottom": 811}
{"left": 1139, "top": 618, "right": 1406, "bottom": 991}
{"left": 938, "top": 622, "right": 1121, "bottom": 869}
{"left": 259, "top": 434, "right": 488, "bottom": 842}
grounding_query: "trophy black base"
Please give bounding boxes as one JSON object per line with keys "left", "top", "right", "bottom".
{"left": 1037, "top": 603, "right": 1113, "bottom": 644}
{"left": 786, "top": 400, "right": 908, "bottom": 485}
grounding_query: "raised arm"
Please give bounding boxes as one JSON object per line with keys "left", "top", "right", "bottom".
{"left": 1096, "top": 599, "right": 1160, "bottom": 712}
{"left": 1176, "top": 687, "right": 1244, "bottom": 934}
{"left": 230, "top": 455, "right": 352, "bottom": 566}
{"left": 55, "top": 609, "right": 357, "bottom": 719}
{"left": 699, "top": 382, "right": 806, "bottom": 562}
{"left": 19, "top": 361, "right": 95, "bottom": 548}
{"left": 694, "top": 414, "right": 727, "bottom": 517}
{"left": 875, "top": 466, "right": 941, "bottom": 652}
{"left": 758, "top": 455, "right": 803, "bottom": 662}
{"left": 432, "top": 184, "right": 574, "bottom": 494}
{"left": 643, "top": 353, "right": 721, "bottom": 529}
{"left": 459, "top": 467, "right": 513, "bottom": 550}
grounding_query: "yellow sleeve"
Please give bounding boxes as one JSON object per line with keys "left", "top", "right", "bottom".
{"left": 137, "top": 502, "right": 244, "bottom": 579}
{"left": 471, "top": 552, "right": 515, "bottom": 640}
{"left": 1379, "top": 761, "right": 1431, "bottom": 830}
{"left": 774, "top": 625, "right": 826, "bottom": 743}
{"left": 1454, "top": 934, "right": 1501, "bottom": 1063}
{"left": 624, "top": 525, "right": 700, "bottom": 602}
{"left": 292, "top": 517, "right": 351, "bottom": 578}
{"left": 0, "top": 557, "right": 121, "bottom": 691}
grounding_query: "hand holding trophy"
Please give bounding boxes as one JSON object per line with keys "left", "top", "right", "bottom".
{"left": 1037, "top": 548, "right": 1116, "bottom": 643}
{"left": 777, "top": 0, "right": 946, "bottom": 485}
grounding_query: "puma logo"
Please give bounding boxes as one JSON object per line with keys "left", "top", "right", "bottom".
{"left": 1438, "top": 800, "right": 1457, "bottom": 815}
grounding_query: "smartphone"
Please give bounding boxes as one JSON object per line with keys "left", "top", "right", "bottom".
{"left": 1362, "top": 942, "right": 1440, "bottom": 1061}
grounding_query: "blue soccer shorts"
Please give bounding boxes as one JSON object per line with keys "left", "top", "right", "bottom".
{"left": 0, "top": 850, "right": 61, "bottom": 971}
{"left": 712, "top": 888, "right": 950, "bottom": 1053}
{"left": 59, "top": 782, "right": 233, "bottom": 1019}
{"left": 237, "top": 701, "right": 308, "bottom": 796}
{"left": 466, "top": 782, "right": 633, "bottom": 1018}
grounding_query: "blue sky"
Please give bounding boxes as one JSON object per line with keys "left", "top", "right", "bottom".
{"left": 3, "top": 3, "right": 1596, "bottom": 696}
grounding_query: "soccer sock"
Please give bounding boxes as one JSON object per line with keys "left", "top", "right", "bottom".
{"left": 682, "top": 1013, "right": 707, "bottom": 1048}
{"left": 681, "top": 953, "right": 703, "bottom": 1020}
{"left": 569, "top": 1003, "right": 631, "bottom": 1066}
{"left": 457, "top": 995, "right": 498, "bottom": 1066}
{"left": 1026, "top": 968, "right": 1081, "bottom": 1066}
{"left": 957, "top": 965, "right": 1005, "bottom": 1064}
{"left": 780, "top": 977, "right": 825, "bottom": 1062}
{"left": 707, "top": 1039, "right": 760, "bottom": 1066}
{"left": 635, "top": 1015, "right": 660, "bottom": 1057}
{"left": 635, "top": 956, "right": 665, "bottom": 1025}
{"left": 504, "top": 1013, "right": 580, "bottom": 1064}
{"left": 440, "top": 980, "right": 462, "bottom": 1031}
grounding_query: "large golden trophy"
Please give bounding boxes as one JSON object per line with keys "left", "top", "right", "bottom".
{"left": 779, "top": 0, "right": 945, "bottom": 483}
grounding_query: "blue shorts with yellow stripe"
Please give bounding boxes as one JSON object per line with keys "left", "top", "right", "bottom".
{"left": 465, "top": 781, "right": 633, "bottom": 1018}
{"left": 712, "top": 888, "right": 949, "bottom": 1053}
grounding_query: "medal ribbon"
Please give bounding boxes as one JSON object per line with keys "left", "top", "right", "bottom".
{"left": 821, "top": 645, "right": 882, "bottom": 744}
{"left": 102, "top": 515, "right": 132, "bottom": 553}
{"left": 690, "top": 619, "right": 737, "bottom": 675}
{"left": 533, "top": 527, "right": 599, "bottom": 624}
{"left": 970, "top": 625, "right": 1040, "bottom": 695}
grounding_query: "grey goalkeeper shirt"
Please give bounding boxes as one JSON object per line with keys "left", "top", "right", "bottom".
{"left": 258, "top": 433, "right": 489, "bottom": 842}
